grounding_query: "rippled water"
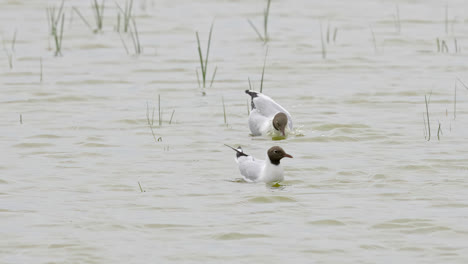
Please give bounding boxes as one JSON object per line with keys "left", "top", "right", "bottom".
{"left": 2, "top": 0, "right": 468, "bottom": 263}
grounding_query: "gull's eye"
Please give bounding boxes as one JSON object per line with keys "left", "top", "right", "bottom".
{"left": 274, "top": 150, "right": 278, "bottom": 153}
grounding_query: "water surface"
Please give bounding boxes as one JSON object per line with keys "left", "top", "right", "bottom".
{"left": 1, "top": 0, "right": 468, "bottom": 263}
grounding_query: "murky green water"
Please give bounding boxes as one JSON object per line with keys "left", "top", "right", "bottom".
{"left": 1, "top": 0, "right": 468, "bottom": 263}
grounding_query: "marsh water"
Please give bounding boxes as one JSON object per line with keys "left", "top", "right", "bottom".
{"left": 2, "top": 0, "right": 468, "bottom": 263}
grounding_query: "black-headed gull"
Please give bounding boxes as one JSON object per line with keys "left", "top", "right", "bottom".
{"left": 245, "top": 90, "right": 293, "bottom": 138}
{"left": 225, "top": 144, "right": 293, "bottom": 183}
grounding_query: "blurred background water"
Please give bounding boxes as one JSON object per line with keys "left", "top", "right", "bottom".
{"left": 1, "top": 0, "right": 468, "bottom": 263}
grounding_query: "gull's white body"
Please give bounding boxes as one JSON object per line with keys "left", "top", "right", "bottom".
{"left": 248, "top": 92, "right": 293, "bottom": 137}
{"left": 236, "top": 154, "right": 285, "bottom": 183}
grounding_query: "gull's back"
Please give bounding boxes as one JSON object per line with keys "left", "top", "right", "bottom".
{"left": 236, "top": 155, "right": 265, "bottom": 182}
{"left": 252, "top": 93, "right": 293, "bottom": 129}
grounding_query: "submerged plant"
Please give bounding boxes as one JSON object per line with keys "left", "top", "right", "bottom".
{"left": 195, "top": 22, "right": 217, "bottom": 92}
{"left": 247, "top": 0, "right": 271, "bottom": 44}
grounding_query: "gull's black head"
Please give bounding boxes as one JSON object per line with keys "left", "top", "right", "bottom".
{"left": 272, "top": 112, "right": 288, "bottom": 136}
{"left": 267, "top": 146, "right": 293, "bottom": 165}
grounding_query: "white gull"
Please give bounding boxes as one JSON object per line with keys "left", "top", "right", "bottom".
{"left": 225, "top": 145, "right": 293, "bottom": 183}
{"left": 245, "top": 90, "right": 293, "bottom": 138}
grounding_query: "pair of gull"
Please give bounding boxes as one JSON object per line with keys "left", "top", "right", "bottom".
{"left": 226, "top": 90, "right": 294, "bottom": 184}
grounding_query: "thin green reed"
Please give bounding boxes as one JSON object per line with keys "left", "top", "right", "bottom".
{"left": 437, "top": 122, "right": 442, "bottom": 141}
{"left": 424, "top": 94, "right": 431, "bottom": 141}
{"left": 72, "top": 0, "right": 105, "bottom": 33}
{"left": 130, "top": 17, "right": 141, "bottom": 55}
{"left": 169, "top": 110, "right": 175, "bottom": 125}
{"left": 196, "top": 22, "right": 215, "bottom": 89}
{"left": 370, "top": 25, "right": 377, "bottom": 53}
{"left": 138, "top": 181, "right": 145, "bottom": 192}
{"left": 92, "top": 0, "right": 105, "bottom": 32}
{"left": 3, "top": 30, "right": 16, "bottom": 69}
{"left": 146, "top": 101, "right": 158, "bottom": 143}
{"left": 263, "top": 0, "right": 271, "bottom": 42}
{"left": 222, "top": 96, "right": 227, "bottom": 125}
{"left": 320, "top": 23, "right": 326, "bottom": 59}
{"left": 46, "top": 0, "right": 65, "bottom": 56}
{"left": 116, "top": 0, "right": 133, "bottom": 33}
{"left": 54, "top": 13, "right": 65, "bottom": 56}
{"left": 260, "top": 46, "right": 268, "bottom": 93}
{"left": 72, "top": 7, "right": 93, "bottom": 32}
{"left": 247, "top": 0, "right": 271, "bottom": 43}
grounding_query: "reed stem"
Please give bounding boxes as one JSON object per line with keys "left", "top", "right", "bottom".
{"left": 260, "top": 46, "right": 268, "bottom": 93}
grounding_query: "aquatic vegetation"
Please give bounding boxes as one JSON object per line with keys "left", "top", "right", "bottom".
{"left": 423, "top": 93, "right": 431, "bottom": 141}
{"left": 222, "top": 96, "right": 227, "bottom": 126}
{"left": 146, "top": 101, "right": 158, "bottom": 142}
{"left": 138, "top": 181, "right": 145, "bottom": 192}
{"left": 2, "top": 29, "right": 16, "bottom": 69}
{"left": 370, "top": 25, "right": 378, "bottom": 54}
{"left": 318, "top": 21, "right": 338, "bottom": 58}
{"left": 320, "top": 23, "right": 326, "bottom": 59}
{"left": 248, "top": 77, "right": 253, "bottom": 90}
{"left": 116, "top": 0, "right": 140, "bottom": 55}
{"left": 195, "top": 22, "right": 217, "bottom": 91}
{"left": 169, "top": 110, "right": 175, "bottom": 125}
{"left": 46, "top": 0, "right": 65, "bottom": 56}
{"left": 72, "top": 0, "right": 105, "bottom": 33}
{"left": 260, "top": 47, "right": 268, "bottom": 93}
{"left": 437, "top": 121, "right": 442, "bottom": 141}
{"left": 436, "top": 37, "right": 460, "bottom": 53}
{"left": 119, "top": 17, "right": 141, "bottom": 55}
{"left": 116, "top": 0, "right": 134, "bottom": 33}
{"left": 92, "top": 0, "right": 105, "bottom": 32}
{"left": 247, "top": 0, "right": 271, "bottom": 44}
{"left": 129, "top": 18, "right": 141, "bottom": 54}
{"left": 327, "top": 21, "right": 338, "bottom": 43}
{"left": 325, "top": 21, "right": 338, "bottom": 44}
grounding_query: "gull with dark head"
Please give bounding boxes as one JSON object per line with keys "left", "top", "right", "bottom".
{"left": 225, "top": 144, "right": 293, "bottom": 183}
{"left": 245, "top": 90, "right": 293, "bottom": 138}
